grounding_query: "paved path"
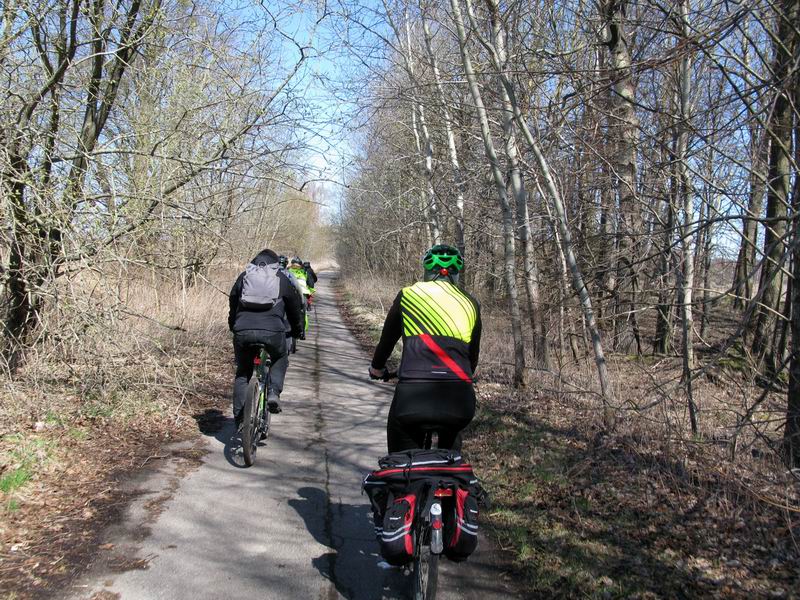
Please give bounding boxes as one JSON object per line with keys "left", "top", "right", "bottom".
{"left": 68, "top": 272, "right": 520, "bottom": 600}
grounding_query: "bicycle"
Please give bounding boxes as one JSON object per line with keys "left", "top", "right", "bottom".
{"left": 377, "top": 372, "right": 444, "bottom": 600}
{"left": 240, "top": 344, "right": 273, "bottom": 467}
{"left": 410, "top": 427, "right": 450, "bottom": 600}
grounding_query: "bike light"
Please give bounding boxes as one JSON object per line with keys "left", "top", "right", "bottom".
{"left": 430, "top": 502, "right": 443, "bottom": 529}
{"left": 430, "top": 502, "right": 444, "bottom": 553}
{"left": 253, "top": 358, "right": 261, "bottom": 365}
{"left": 434, "top": 488, "right": 453, "bottom": 497}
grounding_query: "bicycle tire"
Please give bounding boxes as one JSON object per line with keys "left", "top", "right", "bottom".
{"left": 413, "top": 524, "right": 439, "bottom": 600}
{"left": 241, "top": 377, "right": 260, "bottom": 466}
{"left": 412, "top": 429, "right": 439, "bottom": 599}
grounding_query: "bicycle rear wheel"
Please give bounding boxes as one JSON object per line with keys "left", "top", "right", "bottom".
{"left": 241, "top": 377, "right": 260, "bottom": 466}
{"left": 413, "top": 522, "right": 439, "bottom": 600}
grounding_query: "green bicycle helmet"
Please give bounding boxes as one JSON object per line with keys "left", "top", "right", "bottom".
{"left": 423, "top": 244, "right": 464, "bottom": 274}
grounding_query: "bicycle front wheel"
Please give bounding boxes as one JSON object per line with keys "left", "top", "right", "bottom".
{"left": 413, "top": 528, "right": 439, "bottom": 600}
{"left": 241, "top": 377, "right": 260, "bottom": 466}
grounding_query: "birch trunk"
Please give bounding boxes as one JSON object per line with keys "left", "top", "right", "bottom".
{"left": 385, "top": 5, "right": 441, "bottom": 244}
{"left": 484, "top": 0, "right": 550, "bottom": 369}
{"left": 448, "top": 0, "right": 526, "bottom": 387}
{"left": 751, "top": 0, "right": 796, "bottom": 376}
{"left": 676, "top": 0, "right": 698, "bottom": 434}
{"left": 421, "top": 14, "right": 466, "bottom": 254}
{"left": 457, "top": 0, "right": 614, "bottom": 414}
{"left": 600, "top": 0, "right": 642, "bottom": 356}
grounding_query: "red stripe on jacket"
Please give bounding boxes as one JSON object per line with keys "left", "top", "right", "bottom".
{"left": 418, "top": 333, "right": 473, "bottom": 383}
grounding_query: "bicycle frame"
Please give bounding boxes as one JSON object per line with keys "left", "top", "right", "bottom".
{"left": 412, "top": 429, "right": 446, "bottom": 599}
{"left": 241, "top": 347, "right": 272, "bottom": 466}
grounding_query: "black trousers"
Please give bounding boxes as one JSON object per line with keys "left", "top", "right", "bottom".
{"left": 232, "top": 330, "right": 287, "bottom": 418}
{"left": 387, "top": 381, "right": 476, "bottom": 452}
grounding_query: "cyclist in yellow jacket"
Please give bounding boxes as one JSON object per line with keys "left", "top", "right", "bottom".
{"left": 369, "top": 245, "right": 482, "bottom": 452}
{"left": 288, "top": 256, "right": 315, "bottom": 334}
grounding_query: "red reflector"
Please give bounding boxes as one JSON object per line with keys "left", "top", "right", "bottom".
{"left": 432, "top": 520, "right": 443, "bottom": 530}
{"left": 253, "top": 358, "right": 261, "bottom": 365}
{"left": 434, "top": 489, "right": 453, "bottom": 497}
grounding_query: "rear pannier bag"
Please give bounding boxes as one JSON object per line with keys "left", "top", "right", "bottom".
{"left": 379, "top": 492, "right": 417, "bottom": 565}
{"left": 363, "top": 448, "right": 488, "bottom": 564}
{"left": 240, "top": 262, "right": 281, "bottom": 310}
{"left": 443, "top": 487, "right": 479, "bottom": 561}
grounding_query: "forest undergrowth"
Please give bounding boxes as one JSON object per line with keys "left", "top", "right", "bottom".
{"left": 0, "top": 269, "right": 236, "bottom": 598}
{"left": 337, "top": 273, "right": 800, "bottom": 599}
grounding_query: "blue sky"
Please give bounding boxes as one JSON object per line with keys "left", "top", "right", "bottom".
{"left": 269, "top": 0, "right": 391, "bottom": 220}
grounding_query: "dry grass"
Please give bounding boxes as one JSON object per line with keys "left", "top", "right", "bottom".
{"left": 0, "top": 264, "right": 237, "bottom": 597}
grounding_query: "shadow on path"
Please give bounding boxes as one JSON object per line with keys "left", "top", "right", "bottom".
{"left": 289, "top": 486, "right": 408, "bottom": 600}
{"left": 193, "top": 408, "right": 248, "bottom": 468}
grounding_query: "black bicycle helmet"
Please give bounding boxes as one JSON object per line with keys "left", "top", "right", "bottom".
{"left": 290, "top": 256, "right": 303, "bottom": 266}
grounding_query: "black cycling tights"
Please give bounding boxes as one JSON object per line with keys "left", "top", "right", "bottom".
{"left": 386, "top": 381, "right": 476, "bottom": 453}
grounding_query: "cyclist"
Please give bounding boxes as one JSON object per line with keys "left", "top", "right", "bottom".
{"left": 278, "top": 254, "right": 304, "bottom": 340}
{"left": 288, "top": 256, "right": 315, "bottom": 331}
{"left": 229, "top": 249, "right": 303, "bottom": 420}
{"left": 369, "top": 244, "right": 481, "bottom": 452}
{"left": 303, "top": 260, "right": 318, "bottom": 287}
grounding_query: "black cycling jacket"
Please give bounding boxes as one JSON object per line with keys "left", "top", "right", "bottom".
{"left": 371, "top": 280, "right": 481, "bottom": 383}
{"left": 228, "top": 250, "right": 304, "bottom": 336}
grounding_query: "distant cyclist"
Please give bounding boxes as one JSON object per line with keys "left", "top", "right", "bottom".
{"left": 278, "top": 254, "right": 304, "bottom": 342}
{"left": 303, "top": 260, "right": 318, "bottom": 287}
{"left": 288, "top": 257, "right": 315, "bottom": 331}
{"left": 229, "top": 249, "right": 303, "bottom": 420}
{"left": 289, "top": 257, "right": 315, "bottom": 297}
{"left": 369, "top": 245, "right": 481, "bottom": 452}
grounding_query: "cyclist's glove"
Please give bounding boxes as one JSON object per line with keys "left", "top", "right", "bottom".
{"left": 369, "top": 366, "right": 388, "bottom": 380}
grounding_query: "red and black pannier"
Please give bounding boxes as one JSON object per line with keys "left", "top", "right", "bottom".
{"left": 362, "top": 448, "right": 488, "bottom": 564}
{"left": 443, "top": 487, "right": 479, "bottom": 561}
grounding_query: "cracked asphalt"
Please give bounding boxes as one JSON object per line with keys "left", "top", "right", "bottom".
{"left": 67, "top": 272, "right": 521, "bottom": 600}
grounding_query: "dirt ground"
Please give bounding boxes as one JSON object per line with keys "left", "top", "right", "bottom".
{"left": 0, "top": 346, "right": 233, "bottom": 600}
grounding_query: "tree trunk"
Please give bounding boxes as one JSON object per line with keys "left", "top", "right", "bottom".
{"left": 458, "top": 0, "right": 614, "bottom": 415}
{"left": 448, "top": 0, "right": 527, "bottom": 387}
{"left": 485, "top": 0, "right": 551, "bottom": 369}
{"left": 421, "top": 14, "right": 466, "bottom": 255}
{"left": 782, "top": 0, "right": 800, "bottom": 467}
{"left": 600, "top": 0, "right": 642, "bottom": 356}
{"left": 751, "top": 0, "right": 796, "bottom": 377}
{"left": 675, "top": 0, "right": 698, "bottom": 435}
{"left": 733, "top": 131, "right": 767, "bottom": 310}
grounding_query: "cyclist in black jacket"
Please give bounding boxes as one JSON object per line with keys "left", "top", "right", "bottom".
{"left": 303, "top": 261, "right": 318, "bottom": 287}
{"left": 369, "top": 245, "right": 481, "bottom": 452}
{"left": 229, "top": 249, "right": 304, "bottom": 422}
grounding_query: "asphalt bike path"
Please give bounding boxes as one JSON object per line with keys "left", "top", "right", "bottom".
{"left": 68, "top": 272, "right": 521, "bottom": 600}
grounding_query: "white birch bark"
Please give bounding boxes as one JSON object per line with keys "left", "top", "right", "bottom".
{"left": 421, "top": 13, "right": 466, "bottom": 254}
{"left": 676, "top": 0, "right": 698, "bottom": 434}
{"left": 448, "top": 0, "right": 527, "bottom": 387}
{"left": 384, "top": 5, "right": 441, "bottom": 244}
{"left": 458, "top": 0, "right": 614, "bottom": 412}
{"left": 481, "top": 0, "right": 550, "bottom": 369}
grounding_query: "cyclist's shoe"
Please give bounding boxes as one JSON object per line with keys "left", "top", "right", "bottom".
{"left": 267, "top": 393, "right": 282, "bottom": 414}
